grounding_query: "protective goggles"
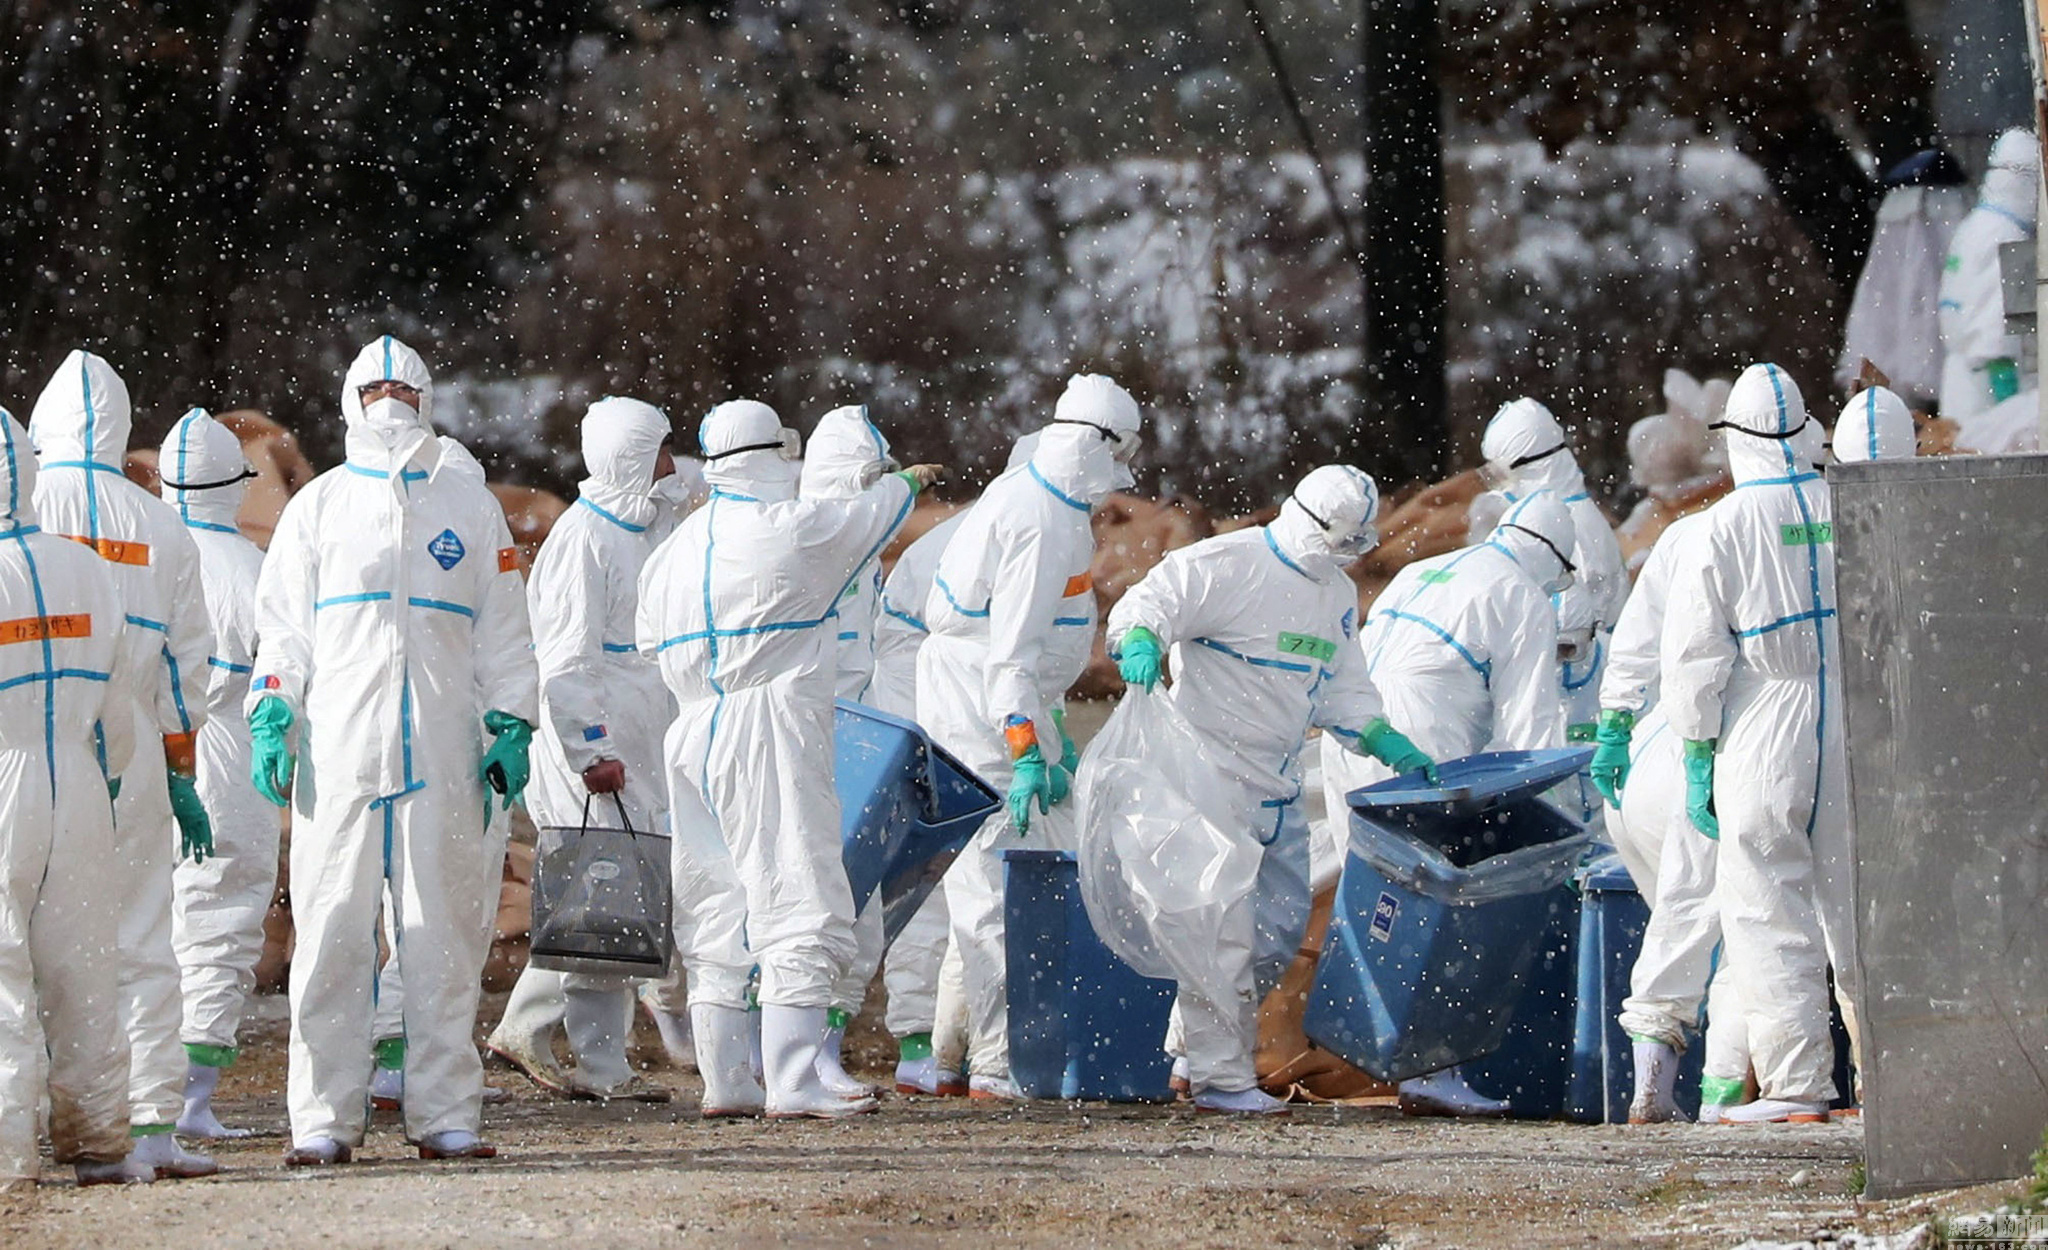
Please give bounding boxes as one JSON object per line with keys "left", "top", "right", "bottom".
{"left": 1052, "top": 418, "right": 1142, "bottom": 464}
{"left": 1291, "top": 495, "right": 1378, "bottom": 557}
{"left": 705, "top": 426, "right": 801, "bottom": 461}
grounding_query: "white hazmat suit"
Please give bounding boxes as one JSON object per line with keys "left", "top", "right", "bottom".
{"left": 1482, "top": 399, "right": 1626, "bottom": 823}
{"left": 1937, "top": 129, "right": 2039, "bottom": 423}
{"left": 157, "top": 409, "right": 278, "bottom": 1140}
{"left": 247, "top": 336, "right": 537, "bottom": 1157}
{"left": 918, "top": 375, "right": 1141, "bottom": 1097}
{"left": 1092, "top": 465, "right": 1399, "bottom": 1113}
{"left": 1320, "top": 489, "right": 1576, "bottom": 1117}
{"left": 29, "top": 352, "right": 214, "bottom": 1174}
{"left": 1659, "top": 362, "right": 1851, "bottom": 1123}
{"left": 802, "top": 405, "right": 909, "bottom": 1097}
{"left": 0, "top": 410, "right": 146, "bottom": 1188}
{"left": 526, "top": 397, "right": 682, "bottom": 1102}
{"left": 638, "top": 399, "right": 918, "bottom": 1118}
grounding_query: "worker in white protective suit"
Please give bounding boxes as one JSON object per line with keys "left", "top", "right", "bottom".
{"left": 1091, "top": 465, "right": 1436, "bottom": 1115}
{"left": 638, "top": 399, "right": 938, "bottom": 1119}
{"left": 1321, "top": 489, "right": 1576, "bottom": 1116}
{"left": 155, "top": 409, "right": 277, "bottom": 1141}
{"left": 1618, "top": 385, "right": 1908, "bottom": 1124}
{"left": 802, "top": 405, "right": 900, "bottom": 1100}
{"left": 1591, "top": 507, "right": 1742, "bottom": 1124}
{"left": 1938, "top": 129, "right": 2039, "bottom": 424}
{"left": 1835, "top": 149, "right": 1971, "bottom": 406}
{"left": 918, "top": 375, "right": 1142, "bottom": 1100}
{"left": 1659, "top": 362, "right": 1853, "bottom": 1124}
{"left": 517, "top": 396, "right": 687, "bottom": 1104}
{"left": 1481, "top": 399, "right": 1626, "bottom": 826}
{"left": 0, "top": 409, "right": 160, "bottom": 1190}
{"left": 246, "top": 335, "right": 538, "bottom": 1163}
{"left": 483, "top": 455, "right": 710, "bottom": 1092}
{"left": 29, "top": 351, "right": 218, "bottom": 1179}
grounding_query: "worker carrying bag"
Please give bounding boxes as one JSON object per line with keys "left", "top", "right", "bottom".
{"left": 528, "top": 794, "right": 673, "bottom": 978}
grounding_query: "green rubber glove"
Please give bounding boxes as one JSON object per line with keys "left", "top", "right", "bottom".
{"left": 1683, "top": 738, "right": 1719, "bottom": 838}
{"left": 167, "top": 770, "right": 214, "bottom": 863}
{"left": 1007, "top": 745, "right": 1054, "bottom": 834}
{"left": 1357, "top": 717, "right": 1439, "bottom": 783}
{"left": 1117, "top": 626, "right": 1163, "bottom": 692}
{"left": 108, "top": 776, "right": 123, "bottom": 802}
{"left": 1988, "top": 357, "right": 2022, "bottom": 404}
{"left": 1590, "top": 708, "right": 1634, "bottom": 808}
{"left": 248, "top": 696, "right": 296, "bottom": 808}
{"left": 481, "top": 711, "right": 535, "bottom": 811}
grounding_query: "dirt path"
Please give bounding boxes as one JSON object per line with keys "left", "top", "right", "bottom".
{"left": 0, "top": 998, "right": 2005, "bottom": 1249}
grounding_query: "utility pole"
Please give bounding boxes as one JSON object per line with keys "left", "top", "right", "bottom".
{"left": 1360, "top": 0, "right": 1449, "bottom": 486}
{"left": 2026, "top": 0, "right": 2048, "bottom": 446}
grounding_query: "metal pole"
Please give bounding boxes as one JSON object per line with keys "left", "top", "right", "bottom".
{"left": 2024, "top": 0, "right": 2048, "bottom": 446}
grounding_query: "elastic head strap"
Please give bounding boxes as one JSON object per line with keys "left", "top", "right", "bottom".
{"left": 1499, "top": 522, "right": 1576, "bottom": 573}
{"left": 1050, "top": 417, "right": 1118, "bottom": 443}
{"left": 1508, "top": 442, "right": 1567, "bottom": 470}
{"left": 703, "top": 440, "right": 783, "bottom": 461}
{"left": 161, "top": 467, "right": 257, "bottom": 492}
{"left": 1708, "top": 417, "right": 1808, "bottom": 441}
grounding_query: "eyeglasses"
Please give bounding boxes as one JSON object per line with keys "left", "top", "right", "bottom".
{"left": 359, "top": 381, "right": 422, "bottom": 402}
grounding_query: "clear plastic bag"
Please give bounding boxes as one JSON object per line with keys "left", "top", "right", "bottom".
{"left": 529, "top": 794, "right": 674, "bottom": 977}
{"left": 1075, "top": 687, "right": 1264, "bottom": 1006}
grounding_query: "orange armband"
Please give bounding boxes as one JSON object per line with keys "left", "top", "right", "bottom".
{"left": 1002, "top": 714, "right": 1039, "bottom": 761}
{"left": 163, "top": 732, "right": 198, "bottom": 777}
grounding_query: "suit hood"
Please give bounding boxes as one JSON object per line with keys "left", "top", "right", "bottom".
{"left": 28, "top": 350, "right": 131, "bottom": 466}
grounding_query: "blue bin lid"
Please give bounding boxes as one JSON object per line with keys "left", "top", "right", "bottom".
{"left": 1003, "top": 848, "right": 1076, "bottom": 864}
{"left": 1348, "top": 748, "right": 1595, "bottom": 815}
{"left": 1578, "top": 851, "right": 1637, "bottom": 893}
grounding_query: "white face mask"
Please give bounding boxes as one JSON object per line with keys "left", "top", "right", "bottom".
{"left": 651, "top": 474, "right": 694, "bottom": 512}
{"left": 360, "top": 395, "right": 421, "bottom": 441}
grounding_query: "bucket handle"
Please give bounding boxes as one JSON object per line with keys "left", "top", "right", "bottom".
{"left": 578, "top": 792, "right": 641, "bottom": 840}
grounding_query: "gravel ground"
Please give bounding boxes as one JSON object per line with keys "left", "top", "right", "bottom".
{"left": 0, "top": 995, "right": 2011, "bottom": 1249}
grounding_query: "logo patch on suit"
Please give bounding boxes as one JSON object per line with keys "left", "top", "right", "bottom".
{"left": 427, "top": 529, "right": 466, "bottom": 570}
{"left": 1341, "top": 607, "right": 1357, "bottom": 639}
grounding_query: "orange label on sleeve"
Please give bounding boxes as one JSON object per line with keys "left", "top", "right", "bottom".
{"left": 0, "top": 614, "right": 91, "bottom": 644}
{"left": 60, "top": 535, "right": 151, "bottom": 566}
{"left": 1062, "top": 572, "right": 1093, "bottom": 598}
{"left": 497, "top": 547, "right": 519, "bottom": 573}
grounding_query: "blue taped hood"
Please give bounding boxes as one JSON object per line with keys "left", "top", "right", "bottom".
{"left": 159, "top": 408, "right": 254, "bottom": 529}
{"left": 1834, "top": 386, "right": 1916, "bottom": 464}
{"left": 28, "top": 350, "right": 131, "bottom": 466}
{"left": 1719, "top": 363, "right": 1812, "bottom": 484}
{"left": 800, "top": 405, "right": 893, "bottom": 501}
{"left": 0, "top": 410, "right": 37, "bottom": 527}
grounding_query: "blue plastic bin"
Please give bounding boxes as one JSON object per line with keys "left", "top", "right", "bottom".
{"left": 1562, "top": 855, "right": 1703, "bottom": 1123}
{"left": 835, "top": 700, "right": 1000, "bottom": 944}
{"left": 1303, "top": 749, "right": 1594, "bottom": 1083}
{"left": 1003, "top": 849, "right": 1176, "bottom": 1102}
{"left": 1462, "top": 882, "right": 1580, "bottom": 1118}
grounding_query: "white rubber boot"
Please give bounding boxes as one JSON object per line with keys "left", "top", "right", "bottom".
{"left": 75, "top": 1154, "right": 156, "bottom": 1186}
{"left": 1719, "top": 1097, "right": 1831, "bottom": 1124}
{"left": 967, "top": 1074, "right": 1022, "bottom": 1102}
{"left": 641, "top": 996, "right": 697, "bottom": 1073}
{"left": 369, "top": 1062, "right": 403, "bottom": 1112}
{"left": 564, "top": 984, "right": 636, "bottom": 1095}
{"left": 283, "top": 1136, "right": 352, "bottom": 1167}
{"left": 763, "top": 1004, "right": 877, "bottom": 1120}
{"left": 129, "top": 1131, "right": 218, "bottom": 1179}
{"left": 1397, "top": 1066, "right": 1511, "bottom": 1118}
{"left": 1194, "top": 1086, "right": 1291, "bottom": 1116}
{"left": 815, "top": 1018, "right": 875, "bottom": 1099}
{"left": 485, "top": 966, "right": 570, "bottom": 1094}
{"left": 1627, "top": 1039, "right": 1688, "bottom": 1125}
{"left": 692, "top": 1002, "right": 766, "bottom": 1118}
{"left": 1169, "top": 1055, "right": 1192, "bottom": 1097}
{"left": 177, "top": 1059, "right": 253, "bottom": 1139}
